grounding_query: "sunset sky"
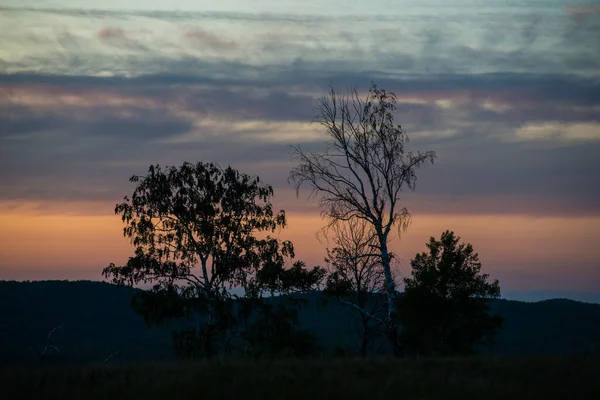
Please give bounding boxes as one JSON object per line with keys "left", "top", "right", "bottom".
{"left": 1, "top": 0, "right": 599, "bottom": 301}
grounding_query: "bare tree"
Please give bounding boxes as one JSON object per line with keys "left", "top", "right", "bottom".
{"left": 103, "top": 350, "right": 121, "bottom": 363}
{"left": 30, "top": 324, "right": 63, "bottom": 364}
{"left": 290, "top": 83, "right": 436, "bottom": 356}
{"left": 324, "top": 218, "right": 387, "bottom": 357}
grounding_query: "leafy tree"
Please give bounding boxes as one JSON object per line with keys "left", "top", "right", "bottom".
{"left": 397, "top": 230, "right": 504, "bottom": 357}
{"left": 290, "top": 83, "right": 436, "bottom": 356}
{"left": 324, "top": 218, "right": 387, "bottom": 357}
{"left": 103, "top": 161, "right": 324, "bottom": 358}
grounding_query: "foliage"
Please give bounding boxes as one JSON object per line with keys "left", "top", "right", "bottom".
{"left": 241, "top": 300, "right": 321, "bottom": 358}
{"left": 324, "top": 218, "right": 387, "bottom": 357}
{"left": 397, "top": 231, "right": 504, "bottom": 357}
{"left": 102, "top": 161, "right": 324, "bottom": 358}
{"left": 289, "top": 83, "right": 436, "bottom": 356}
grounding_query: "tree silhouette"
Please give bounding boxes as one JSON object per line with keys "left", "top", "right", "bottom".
{"left": 241, "top": 299, "right": 321, "bottom": 358}
{"left": 103, "top": 161, "right": 324, "bottom": 358}
{"left": 324, "top": 218, "right": 387, "bottom": 357}
{"left": 290, "top": 83, "right": 436, "bottom": 356}
{"left": 397, "top": 230, "right": 504, "bottom": 357}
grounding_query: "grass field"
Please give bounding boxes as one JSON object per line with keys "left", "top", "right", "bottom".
{"left": 2, "top": 356, "right": 599, "bottom": 399}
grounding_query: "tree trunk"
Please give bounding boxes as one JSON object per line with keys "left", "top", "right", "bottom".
{"left": 379, "top": 235, "right": 402, "bottom": 357}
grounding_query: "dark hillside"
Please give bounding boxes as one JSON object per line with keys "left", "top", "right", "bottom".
{"left": 489, "top": 298, "right": 600, "bottom": 355}
{"left": 1, "top": 280, "right": 599, "bottom": 364}
{"left": 0, "top": 280, "right": 175, "bottom": 365}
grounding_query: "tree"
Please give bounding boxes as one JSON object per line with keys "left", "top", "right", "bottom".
{"left": 324, "top": 218, "right": 387, "bottom": 357}
{"left": 103, "top": 161, "right": 324, "bottom": 358}
{"left": 289, "top": 83, "right": 436, "bottom": 356}
{"left": 241, "top": 298, "right": 321, "bottom": 358}
{"left": 397, "top": 230, "right": 504, "bottom": 357}
{"left": 29, "top": 324, "right": 63, "bottom": 364}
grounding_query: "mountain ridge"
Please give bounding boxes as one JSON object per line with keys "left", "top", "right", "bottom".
{"left": 1, "top": 280, "right": 599, "bottom": 364}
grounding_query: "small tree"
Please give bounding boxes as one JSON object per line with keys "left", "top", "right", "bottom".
{"left": 290, "top": 83, "right": 436, "bottom": 356}
{"left": 397, "top": 230, "right": 504, "bottom": 357}
{"left": 103, "top": 161, "right": 324, "bottom": 358}
{"left": 324, "top": 219, "right": 387, "bottom": 357}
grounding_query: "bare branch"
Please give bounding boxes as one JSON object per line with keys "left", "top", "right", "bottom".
{"left": 103, "top": 350, "right": 121, "bottom": 363}
{"left": 336, "top": 297, "right": 386, "bottom": 326}
{"left": 32, "top": 324, "right": 63, "bottom": 364}
{"left": 290, "top": 83, "right": 436, "bottom": 357}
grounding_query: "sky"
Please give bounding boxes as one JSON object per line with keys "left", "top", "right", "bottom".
{"left": 1, "top": 0, "right": 599, "bottom": 300}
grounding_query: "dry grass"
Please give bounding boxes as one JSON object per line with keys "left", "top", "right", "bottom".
{"left": 2, "top": 356, "right": 599, "bottom": 399}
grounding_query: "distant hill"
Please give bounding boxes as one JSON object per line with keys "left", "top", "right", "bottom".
{"left": 1, "top": 280, "right": 599, "bottom": 365}
{"left": 502, "top": 291, "right": 600, "bottom": 304}
{"left": 0, "top": 280, "right": 177, "bottom": 365}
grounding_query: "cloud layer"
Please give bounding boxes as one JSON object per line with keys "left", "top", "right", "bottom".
{"left": 2, "top": 70, "right": 598, "bottom": 216}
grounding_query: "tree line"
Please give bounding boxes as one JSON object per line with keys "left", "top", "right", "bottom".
{"left": 102, "top": 83, "right": 504, "bottom": 359}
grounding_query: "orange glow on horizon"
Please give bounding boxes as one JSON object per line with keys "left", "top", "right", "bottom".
{"left": 1, "top": 205, "right": 599, "bottom": 291}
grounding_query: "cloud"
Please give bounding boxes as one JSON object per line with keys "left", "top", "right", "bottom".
{"left": 164, "top": 120, "right": 323, "bottom": 144}
{"left": 97, "top": 27, "right": 129, "bottom": 41}
{"left": 3, "top": 73, "right": 599, "bottom": 138}
{"left": 513, "top": 122, "right": 600, "bottom": 143}
{"left": 566, "top": 4, "right": 600, "bottom": 23}
{"left": 2, "top": 4, "right": 599, "bottom": 78}
{"left": 184, "top": 28, "right": 238, "bottom": 49}
{"left": 401, "top": 193, "right": 600, "bottom": 219}
{"left": 1, "top": 69, "right": 599, "bottom": 219}
{"left": 3, "top": 71, "right": 599, "bottom": 105}
{"left": 3, "top": 72, "right": 598, "bottom": 154}
{"left": 0, "top": 79, "right": 319, "bottom": 127}
{"left": 1, "top": 103, "right": 193, "bottom": 140}
{"left": 0, "top": 1, "right": 598, "bottom": 219}
{"left": 95, "top": 27, "right": 149, "bottom": 51}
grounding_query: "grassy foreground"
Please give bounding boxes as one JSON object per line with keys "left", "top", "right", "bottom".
{"left": 2, "top": 356, "right": 599, "bottom": 399}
